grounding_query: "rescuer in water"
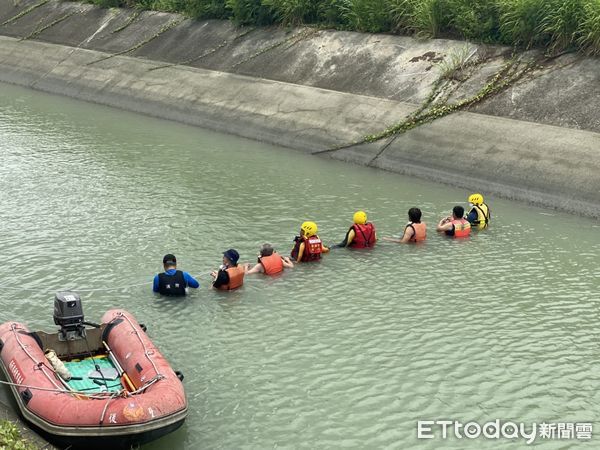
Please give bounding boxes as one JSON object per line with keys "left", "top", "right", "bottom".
{"left": 291, "top": 221, "right": 329, "bottom": 262}
{"left": 246, "top": 243, "right": 294, "bottom": 275}
{"left": 466, "top": 193, "right": 491, "bottom": 230}
{"left": 212, "top": 248, "right": 245, "bottom": 290}
{"left": 383, "top": 207, "right": 426, "bottom": 243}
{"left": 153, "top": 254, "right": 200, "bottom": 296}
{"left": 336, "top": 211, "right": 377, "bottom": 248}
{"left": 436, "top": 206, "right": 471, "bottom": 238}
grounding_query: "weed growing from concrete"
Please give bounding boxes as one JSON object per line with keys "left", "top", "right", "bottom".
{"left": 111, "top": 8, "right": 142, "bottom": 33}
{"left": 436, "top": 44, "right": 478, "bottom": 80}
{"left": 21, "top": 9, "right": 80, "bottom": 40}
{"left": 86, "top": 17, "right": 183, "bottom": 64}
{"left": 230, "top": 26, "right": 318, "bottom": 69}
{"left": 148, "top": 26, "right": 255, "bottom": 71}
{"left": 364, "top": 56, "right": 537, "bottom": 143}
{"left": 1, "top": 0, "right": 49, "bottom": 27}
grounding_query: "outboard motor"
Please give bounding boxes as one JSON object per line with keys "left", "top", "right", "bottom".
{"left": 53, "top": 291, "right": 85, "bottom": 341}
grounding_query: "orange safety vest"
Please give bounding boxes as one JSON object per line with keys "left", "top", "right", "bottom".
{"left": 405, "top": 222, "right": 426, "bottom": 242}
{"left": 259, "top": 253, "right": 284, "bottom": 275}
{"left": 350, "top": 223, "right": 376, "bottom": 248}
{"left": 451, "top": 218, "right": 471, "bottom": 238}
{"left": 218, "top": 265, "right": 245, "bottom": 290}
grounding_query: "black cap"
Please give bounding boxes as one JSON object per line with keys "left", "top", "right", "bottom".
{"left": 163, "top": 254, "right": 177, "bottom": 265}
{"left": 223, "top": 249, "right": 239, "bottom": 264}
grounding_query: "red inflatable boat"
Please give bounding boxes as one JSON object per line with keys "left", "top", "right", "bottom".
{"left": 0, "top": 292, "right": 187, "bottom": 449}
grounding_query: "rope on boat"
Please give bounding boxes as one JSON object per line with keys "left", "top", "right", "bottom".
{"left": 117, "top": 312, "right": 163, "bottom": 378}
{"left": 99, "top": 392, "right": 119, "bottom": 425}
{"left": 0, "top": 365, "right": 163, "bottom": 399}
{"left": 0, "top": 377, "right": 118, "bottom": 399}
{"left": 11, "top": 324, "right": 64, "bottom": 392}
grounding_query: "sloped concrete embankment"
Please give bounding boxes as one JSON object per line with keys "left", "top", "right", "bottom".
{"left": 1, "top": 1, "right": 599, "bottom": 217}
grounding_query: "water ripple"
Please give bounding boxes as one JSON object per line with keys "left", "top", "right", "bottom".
{"left": 0, "top": 83, "right": 598, "bottom": 449}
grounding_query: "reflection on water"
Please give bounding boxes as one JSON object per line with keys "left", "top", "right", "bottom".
{"left": 0, "top": 83, "right": 599, "bottom": 449}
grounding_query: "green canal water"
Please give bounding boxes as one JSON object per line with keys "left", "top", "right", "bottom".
{"left": 0, "top": 82, "right": 599, "bottom": 449}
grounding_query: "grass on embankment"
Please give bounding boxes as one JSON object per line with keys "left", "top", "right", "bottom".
{"left": 0, "top": 420, "right": 38, "bottom": 450}
{"left": 71, "top": 0, "right": 600, "bottom": 55}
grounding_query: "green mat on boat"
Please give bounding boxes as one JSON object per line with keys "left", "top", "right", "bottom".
{"left": 63, "top": 356, "right": 122, "bottom": 393}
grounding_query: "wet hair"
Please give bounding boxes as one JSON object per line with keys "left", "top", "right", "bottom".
{"left": 408, "top": 207, "right": 422, "bottom": 223}
{"left": 260, "top": 243, "right": 274, "bottom": 257}
{"left": 453, "top": 205, "right": 465, "bottom": 218}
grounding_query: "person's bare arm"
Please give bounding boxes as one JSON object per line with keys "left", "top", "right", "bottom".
{"left": 437, "top": 217, "right": 453, "bottom": 232}
{"left": 245, "top": 263, "right": 264, "bottom": 274}
{"left": 400, "top": 226, "right": 414, "bottom": 243}
{"left": 282, "top": 256, "right": 294, "bottom": 268}
{"left": 383, "top": 227, "right": 410, "bottom": 243}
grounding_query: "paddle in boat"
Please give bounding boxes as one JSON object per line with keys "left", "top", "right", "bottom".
{"left": 0, "top": 292, "right": 187, "bottom": 448}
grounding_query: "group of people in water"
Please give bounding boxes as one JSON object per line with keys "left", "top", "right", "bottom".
{"left": 152, "top": 193, "right": 491, "bottom": 296}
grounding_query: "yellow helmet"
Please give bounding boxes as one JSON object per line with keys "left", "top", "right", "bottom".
{"left": 468, "top": 193, "right": 484, "bottom": 205}
{"left": 301, "top": 221, "right": 318, "bottom": 237}
{"left": 353, "top": 210, "right": 367, "bottom": 225}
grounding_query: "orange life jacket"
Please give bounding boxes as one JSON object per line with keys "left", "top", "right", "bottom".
{"left": 451, "top": 218, "right": 471, "bottom": 238}
{"left": 405, "top": 222, "right": 426, "bottom": 242}
{"left": 291, "top": 236, "right": 322, "bottom": 262}
{"left": 218, "top": 265, "right": 245, "bottom": 290}
{"left": 259, "top": 253, "right": 284, "bottom": 275}
{"left": 349, "top": 223, "right": 376, "bottom": 248}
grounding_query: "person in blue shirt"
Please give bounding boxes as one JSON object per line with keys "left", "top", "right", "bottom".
{"left": 153, "top": 254, "right": 199, "bottom": 296}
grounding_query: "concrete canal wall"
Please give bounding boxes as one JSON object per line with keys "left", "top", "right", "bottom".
{"left": 1, "top": 0, "right": 599, "bottom": 217}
